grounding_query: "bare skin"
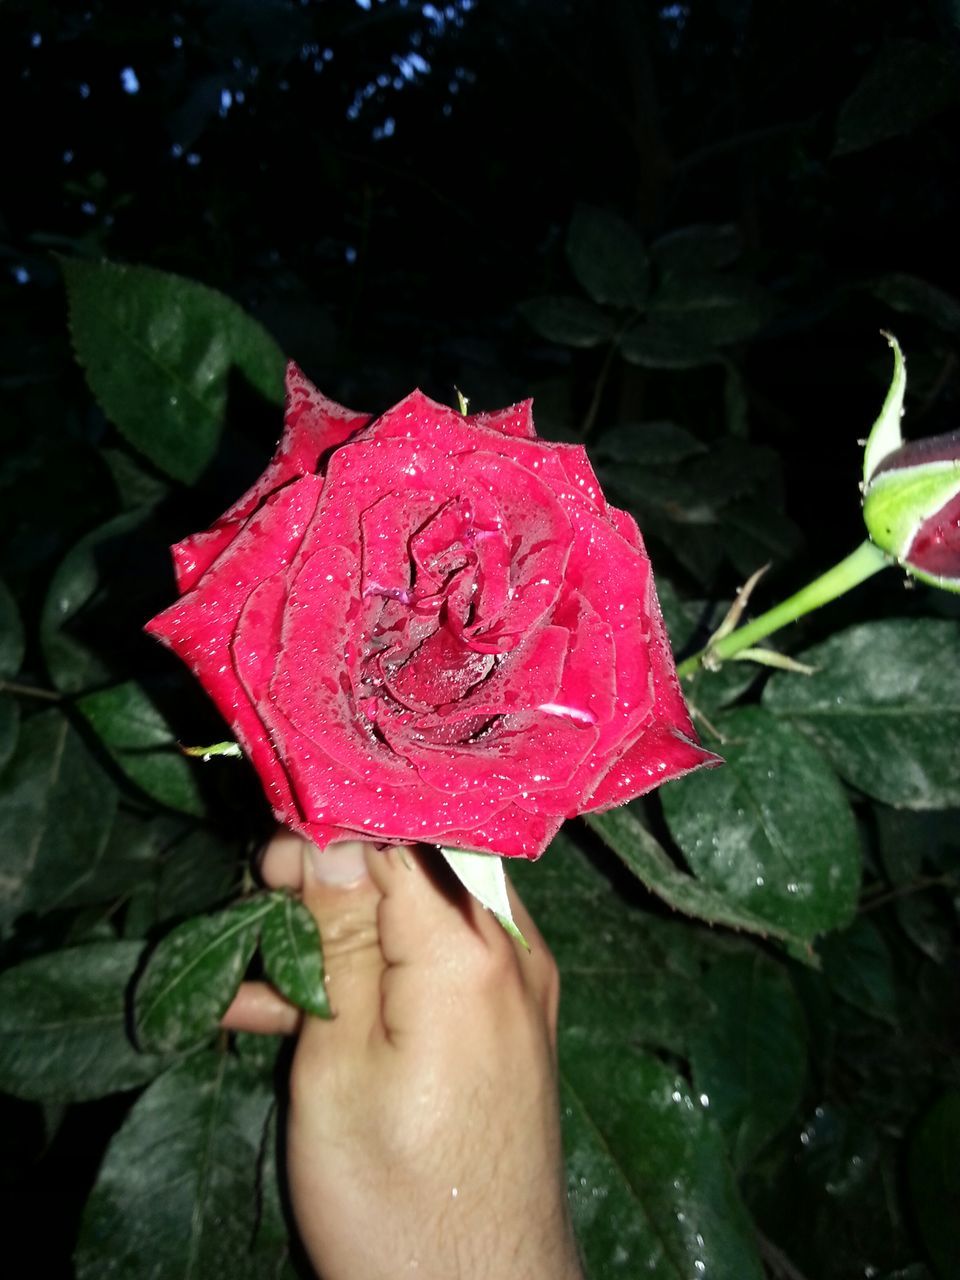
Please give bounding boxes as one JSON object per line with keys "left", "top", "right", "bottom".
{"left": 224, "top": 831, "right": 584, "bottom": 1280}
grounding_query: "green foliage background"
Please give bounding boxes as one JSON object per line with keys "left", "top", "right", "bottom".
{"left": 1, "top": 2, "right": 959, "bottom": 1277}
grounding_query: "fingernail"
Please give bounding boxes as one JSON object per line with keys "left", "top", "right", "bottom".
{"left": 307, "top": 840, "right": 370, "bottom": 886}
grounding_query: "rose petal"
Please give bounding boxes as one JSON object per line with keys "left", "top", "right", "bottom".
{"left": 146, "top": 476, "right": 325, "bottom": 817}
{"left": 454, "top": 452, "right": 574, "bottom": 651}
{"left": 553, "top": 443, "right": 606, "bottom": 512}
{"left": 361, "top": 490, "right": 443, "bottom": 601}
{"left": 383, "top": 627, "right": 496, "bottom": 711}
{"left": 579, "top": 723, "right": 722, "bottom": 811}
{"left": 579, "top": 575, "right": 721, "bottom": 810}
{"left": 438, "top": 805, "right": 565, "bottom": 860}
{"left": 270, "top": 546, "right": 413, "bottom": 787}
{"left": 230, "top": 574, "right": 305, "bottom": 820}
{"left": 380, "top": 708, "right": 599, "bottom": 802}
{"left": 171, "top": 364, "right": 369, "bottom": 592}
{"left": 401, "top": 624, "right": 568, "bottom": 725}
{"left": 467, "top": 398, "right": 536, "bottom": 440}
{"left": 263, "top": 696, "right": 510, "bottom": 841}
{"left": 907, "top": 487, "right": 960, "bottom": 579}
{"left": 172, "top": 524, "right": 242, "bottom": 595}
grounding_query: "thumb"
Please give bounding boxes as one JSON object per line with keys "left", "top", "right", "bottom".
{"left": 298, "top": 839, "right": 384, "bottom": 1047}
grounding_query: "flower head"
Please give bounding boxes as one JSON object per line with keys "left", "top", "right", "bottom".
{"left": 862, "top": 335, "right": 960, "bottom": 593}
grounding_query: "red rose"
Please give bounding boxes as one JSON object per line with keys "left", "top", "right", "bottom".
{"left": 146, "top": 365, "right": 718, "bottom": 858}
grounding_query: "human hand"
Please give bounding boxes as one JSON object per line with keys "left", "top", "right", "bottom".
{"left": 224, "top": 832, "right": 584, "bottom": 1280}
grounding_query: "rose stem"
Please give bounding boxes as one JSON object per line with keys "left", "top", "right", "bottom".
{"left": 675, "top": 539, "right": 891, "bottom": 679}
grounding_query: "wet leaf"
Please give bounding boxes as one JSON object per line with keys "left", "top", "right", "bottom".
{"left": 260, "top": 892, "right": 330, "bottom": 1018}
{"left": 819, "top": 917, "right": 898, "bottom": 1024}
{"left": 0, "top": 710, "right": 118, "bottom": 933}
{"left": 763, "top": 620, "right": 960, "bottom": 809}
{"left": 512, "top": 831, "right": 722, "bottom": 1056}
{"left": 0, "top": 577, "right": 24, "bottom": 677}
{"left": 40, "top": 510, "right": 151, "bottom": 694}
{"left": 908, "top": 1092, "right": 960, "bottom": 1280}
{"left": 520, "top": 295, "right": 617, "bottom": 348}
{"left": 688, "top": 951, "right": 808, "bottom": 1169}
{"left": 62, "top": 257, "right": 285, "bottom": 483}
{"left": 566, "top": 205, "right": 649, "bottom": 308}
{"left": 586, "top": 804, "right": 817, "bottom": 947}
{"left": 76, "top": 1052, "right": 274, "bottom": 1280}
{"left": 135, "top": 897, "right": 274, "bottom": 1053}
{"left": 156, "top": 827, "right": 243, "bottom": 923}
{"left": 592, "top": 421, "right": 707, "bottom": 467}
{"left": 650, "top": 224, "right": 742, "bottom": 274}
{"left": 870, "top": 274, "right": 960, "bottom": 337}
{"left": 834, "top": 40, "right": 959, "bottom": 155}
{"left": 619, "top": 321, "right": 717, "bottom": 369}
{"left": 650, "top": 274, "right": 775, "bottom": 346}
{"left": 561, "top": 1048, "right": 764, "bottom": 1279}
{"left": 0, "top": 942, "right": 172, "bottom": 1102}
{"left": 659, "top": 707, "right": 861, "bottom": 944}
{"left": 77, "top": 681, "right": 205, "bottom": 816}
{"left": 100, "top": 446, "right": 170, "bottom": 511}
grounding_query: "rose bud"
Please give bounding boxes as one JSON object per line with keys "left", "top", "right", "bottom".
{"left": 146, "top": 365, "right": 720, "bottom": 859}
{"left": 862, "top": 335, "right": 960, "bottom": 593}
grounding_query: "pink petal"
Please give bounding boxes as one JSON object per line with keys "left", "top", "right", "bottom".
{"left": 145, "top": 476, "right": 325, "bottom": 818}
{"left": 437, "top": 805, "right": 565, "bottom": 860}
{"left": 270, "top": 546, "right": 414, "bottom": 788}
{"left": 579, "top": 573, "right": 720, "bottom": 810}
{"left": 579, "top": 724, "right": 722, "bottom": 811}
{"left": 380, "top": 708, "right": 599, "bottom": 803}
{"left": 400, "top": 624, "right": 568, "bottom": 725}
{"left": 553, "top": 443, "right": 607, "bottom": 511}
{"left": 467, "top": 398, "right": 536, "bottom": 440}
{"left": 171, "top": 364, "right": 369, "bottom": 593}
{"left": 907, "top": 488, "right": 960, "bottom": 580}
{"left": 454, "top": 451, "right": 574, "bottom": 651}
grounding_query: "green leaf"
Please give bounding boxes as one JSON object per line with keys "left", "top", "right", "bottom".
{"left": 0, "top": 710, "right": 119, "bottom": 933}
{"left": 908, "top": 1092, "right": 960, "bottom": 1280}
{"left": 0, "top": 577, "right": 24, "bottom": 677}
{"left": 439, "top": 846, "right": 527, "bottom": 945}
{"left": 688, "top": 952, "right": 807, "bottom": 1169}
{"left": 870, "top": 275, "right": 960, "bottom": 336}
{"left": 650, "top": 224, "right": 742, "bottom": 274}
{"left": 619, "top": 322, "right": 717, "bottom": 369}
{"left": 863, "top": 332, "right": 906, "bottom": 483}
{"left": 0, "top": 942, "right": 173, "bottom": 1102}
{"left": 592, "top": 421, "right": 707, "bottom": 467}
{"left": 512, "top": 832, "right": 722, "bottom": 1056}
{"left": 561, "top": 1049, "right": 764, "bottom": 1280}
{"left": 586, "top": 804, "right": 820, "bottom": 948}
{"left": 100, "top": 445, "right": 170, "bottom": 511}
{"left": 249, "top": 1105, "right": 298, "bottom": 1277}
{"left": 260, "top": 892, "right": 330, "bottom": 1018}
{"left": 77, "top": 681, "right": 205, "bottom": 816}
{"left": 763, "top": 619, "right": 960, "bottom": 809}
{"left": 0, "top": 580, "right": 24, "bottom": 771}
{"left": 0, "top": 698, "right": 18, "bottom": 774}
{"left": 565, "top": 205, "right": 649, "bottom": 308}
{"left": 156, "top": 827, "right": 243, "bottom": 923}
{"left": 135, "top": 897, "right": 275, "bottom": 1053}
{"left": 519, "top": 296, "right": 617, "bottom": 348}
{"left": 819, "top": 917, "right": 898, "bottom": 1024}
{"left": 76, "top": 1052, "right": 274, "bottom": 1280}
{"left": 834, "top": 39, "right": 960, "bottom": 156}
{"left": 62, "top": 257, "right": 285, "bottom": 483}
{"left": 649, "top": 274, "right": 774, "bottom": 346}
{"left": 659, "top": 707, "right": 861, "bottom": 944}
{"left": 41, "top": 509, "right": 150, "bottom": 694}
